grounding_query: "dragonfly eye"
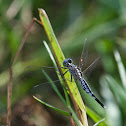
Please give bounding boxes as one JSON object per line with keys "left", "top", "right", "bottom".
{"left": 63, "top": 58, "right": 73, "bottom": 67}
{"left": 68, "top": 58, "right": 72, "bottom": 63}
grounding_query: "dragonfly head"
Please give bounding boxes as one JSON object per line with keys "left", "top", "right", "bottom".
{"left": 63, "top": 58, "right": 73, "bottom": 67}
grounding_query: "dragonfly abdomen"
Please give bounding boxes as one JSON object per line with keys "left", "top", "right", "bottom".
{"left": 92, "top": 94, "right": 106, "bottom": 108}
{"left": 79, "top": 78, "right": 93, "bottom": 95}
{"left": 79, "top": 78, "right": 106, "bottom": 108}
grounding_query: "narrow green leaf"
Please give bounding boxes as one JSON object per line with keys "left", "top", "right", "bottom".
{"left": 42, "top": 41, "right": 82, "bottom": 126}
{"left": 43, "top": 40, "right": 58, "bottom": 70}
{"left": 100, "top": 75, "right": 122, "bottom": 126}
{"left": 41, "top": 70, "right": 82, "bottom": 126}
{"left": 39, "top": 8, "right": 88, "bottom": 125}
{"left": 43, "top": 40, "right": 70, "bottom": 106}
{"left": 41, "top": 69, "right": 66, "bottom": 105}
{"left": 86, "top": 106, "right": 107, "bottom": 126}
{"left": 33, "top": 96, "right": 70, "bottom": 116}
{"left": 86, "top": 106, "right": 101, "bottom": 122}
{"left": 105, "top": 75, "right": 126, "bottom": 111}
{"left": 93, "top": 118, "right": 105, "bottom": 126}
{"left": 114, "top": 50, "right": 126, "bottom": 88}
{"left": 33, "top": 95, "right": 83, "bottom": 126}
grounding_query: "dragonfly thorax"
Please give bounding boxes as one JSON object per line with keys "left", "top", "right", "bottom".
{"left": 63, "top": 58, "right": 83, "bottom": 79}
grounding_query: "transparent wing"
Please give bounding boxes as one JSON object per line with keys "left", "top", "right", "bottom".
{"left": 24, "top": 65, "right": 74, "bottom": 82}
{"left": 24, "top": 65, "right": 58, "bottom": 82}
{"left": 83, "top": 57, "right": 101, "bottom": 78}
{"left": 31, "top": 80, "right": 62, "bottom": 95}
{"left": 24, "top": 65, "right": 69, "bottom": 92}
{"left": 31, "top": 80, "right": 66, "bottom": 109}
{"left": 26, "top": 66, "right": 68, "bottom": 107}
{"left": 79, "top": 38, "right": 88, "bottom": 71}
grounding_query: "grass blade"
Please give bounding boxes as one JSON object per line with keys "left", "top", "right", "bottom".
{"left": 93, "top": 118, "right": 105, "bottom": 126}
{"left": 86, "top": 106, "right": 107, "bottom": 126}
{"left": 41, "top": 69, "right": 66, "bottom": 105}
{"left": 114, "top": 50, "right": 126, "bottom": 88}
{"left": 33, "top": 96, "right": 83, "bottom": 126}
{"left": 33, "top": 96, "right": 70, "bottom": 116}
{"left": 43, "top": 40, "right": 70, "bottom": 106}
{"left": 39, "top": 8, "right": 88, "bottom": 125}
{"left": 42, "top": 41, "right": 82, "bottom": 126}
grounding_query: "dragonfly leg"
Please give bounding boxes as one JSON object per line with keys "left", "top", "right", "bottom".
{"left": 56, "top": 70, "right": 69, "bottom": 77}
{"left": 61, "top": 67, "right": 68, "bottom": 69}
{"left": 62, "top": 70, "right": 69, "bottom": 76}
{"left": 71, "top": 75, "right": 73, "bottom": 82}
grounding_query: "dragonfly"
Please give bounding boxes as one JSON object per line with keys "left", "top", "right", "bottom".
{"left": 62, "top": 58, "right": 106, "bottom": 109}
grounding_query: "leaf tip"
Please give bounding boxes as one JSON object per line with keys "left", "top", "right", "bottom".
{"left": 38, "top": 8, "right": 47, "bottom": 18}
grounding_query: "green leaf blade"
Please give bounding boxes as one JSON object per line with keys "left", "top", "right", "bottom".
{"left": 33, "top": 95, "right": 70, "bottom": 116}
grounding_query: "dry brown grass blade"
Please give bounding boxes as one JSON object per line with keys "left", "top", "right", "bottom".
{"left": 70, "top": 114, "right": 75, "bottom": 126}
{"left": 6, "top": 18, "right": 36, "bottom": 126}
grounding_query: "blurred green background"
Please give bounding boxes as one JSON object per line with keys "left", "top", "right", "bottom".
{"left": 0, "top": 0, "right": 126, "bottom": 126}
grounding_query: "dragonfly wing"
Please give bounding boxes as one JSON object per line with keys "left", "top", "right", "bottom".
{"left": 31, "top": 80, "right": 67, "bottom": 111}
{"left": 24, "top": 65, "right": 58, "bottom": 79}
{"left": 79, "top": 38, "right": 88, "bottom": 71}
{"left": 24, "top": 65, "right": 74, "bottom": 87}
{"left": 31, "top": 79, "right": 62, "bottom": 95}
{"left": 82, "top": 57, "right": 101, "bottom": 78}
{"left": 23, "top": 65, "right": 62, "bottom": 89}
{"left": 24, "top": 65, "right": 68, "bottom": 93}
